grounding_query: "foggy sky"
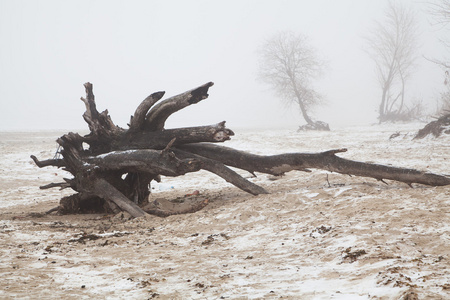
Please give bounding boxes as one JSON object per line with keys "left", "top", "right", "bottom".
{"left": 0, "top": 0, "right": 447, "bottom": 131}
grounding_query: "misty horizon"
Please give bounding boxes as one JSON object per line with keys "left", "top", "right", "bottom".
{"left": 0, "top": 0, "right": 447, "bottom": 131}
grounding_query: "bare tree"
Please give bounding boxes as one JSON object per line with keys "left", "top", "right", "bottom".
{"left": 258, "top": 31, "right": 329, "bottom": 131}
{"left": 426, "top": 0, "right": 450, "bottom": 69}
{"left": 428, "top": 0, "right": 450, "bottom": 68}
{"left": 427, "top": 0, "right": 450, "bottom": 114}
{"left": 428, "top": 0, "right": 450, "bottom": 23}
{"left": 365, "top": 1, "right": 420, "bottom": 123}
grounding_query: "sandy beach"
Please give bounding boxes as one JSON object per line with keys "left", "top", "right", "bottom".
{"left": 0, "top": 123, "right": 449, "bottom": 299}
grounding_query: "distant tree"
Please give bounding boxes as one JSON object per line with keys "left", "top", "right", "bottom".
{"left": 428, "top": 0, "right": 450, "bottom": 24}
{"left": 428, "top": 0, "right": 450, "bottom": 68}
{"left": 258, "top": 31, "right": 329, "bottom": 131}
{"left": 427, "top": 0, "right": 450, "bottom": 114}
{"left": 365, "top": 1, "right": 420, "bottom": 123}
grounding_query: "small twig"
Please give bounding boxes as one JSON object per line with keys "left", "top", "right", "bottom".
{"left": 39, "top": 182, "right": 71, "bottom": 190}
{"left": 45, "top": 207, "right": 60, "bottom": 214}
{"left": 53, "top": 144, "right": 62, "bottom": 160}
{"left": 30, "top": 155, "right": 65, "bottom": 168}
{"left": 163, "top": 138, "right": 177, "bottom": 153}
{"left": 379, "top": 179, "right": 388, "bottom": 185}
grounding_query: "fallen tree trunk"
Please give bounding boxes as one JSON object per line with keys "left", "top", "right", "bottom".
{"left": 31, "top": 82, "right": 450, "bottom": 218}
{"left": 178, "top": 144, "right": 450, "bottom": 186}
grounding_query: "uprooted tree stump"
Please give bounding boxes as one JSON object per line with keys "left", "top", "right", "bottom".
{"left": 298, "top": 120, "right": 330, "bottom": 131}
{"left": 414, "top": 112, "right": 450, "bottom": 139}
{"left": 31, "top": 82, "right": 450, "bottom": 218}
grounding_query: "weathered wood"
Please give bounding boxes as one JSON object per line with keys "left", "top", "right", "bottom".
{"left": 414, "top": 113, "right": 450, "bottom": 139}
{"left": 93, "top": 178, "right": 147, "bottom": 218}
{"left": 81, "top": 121, "right": 233, "bottom": 156}
{"left": 143, "top": 198, "right": 209, "bottom": 217}
{"left": 84, "top": 149, "right": 201, "bottom": 177}
{"left": 174, "top": 149, "right": 268, "bottom": 195}
{"left": 179, "top": 144, "right": 450, "bottom": 188}
{"left": 39, "top": 182, "right": 72, "bottom": 190}
{"left": 119, "top": 122, "right": 234, "bottom": 150}
{"left": 30, "top": 155, "right": 65, "bottom": 168}
{"left": 56, "top": 132, "right": 86, "bottom": 171}
{"left": 80, "top": 82, "right": 118, "bottom": 134}
{"left": 145, "top": 82, "right": 214, "bottom": 131}
{"left": 128, "top": 91, "right": 165, "bottom": 132}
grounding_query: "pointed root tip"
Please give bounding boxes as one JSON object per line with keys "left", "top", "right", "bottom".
{"left": 323, "top": 148, "right": 348, "bottom": 156}
{"left": 30, "top": 155, "right": 42, "bottom": 167}
{"left": 152, "top": 91, "right": 166, "bottom": 99}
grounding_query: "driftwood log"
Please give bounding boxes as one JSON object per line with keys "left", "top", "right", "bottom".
{"left": 31, "top": 82, "right": 450, "bottom": 218}
{"left": 414, "top": 112, "right": 450, "bottom": 139}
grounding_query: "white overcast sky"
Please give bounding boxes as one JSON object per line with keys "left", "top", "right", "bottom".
{"left": 0, "top": 0, "right": 447, "bottom": 130}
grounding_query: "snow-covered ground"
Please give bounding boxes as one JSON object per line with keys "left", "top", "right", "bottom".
{"left": 0, "top": 123, "right": 449, "bottom": 299}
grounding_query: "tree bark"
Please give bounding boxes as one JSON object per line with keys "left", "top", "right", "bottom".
{"left": 173, "top": 148, "right": 269, "bottom": 195}
{"left": 128, "top": 91, "right": 165, "bottom": 132}
{"left": 179, "top": 144, "right": 450, "bottom": 187}
{"left": 118, "top": 122, "right": 234, "bottom": 151}
{"left": 84, "top": 149, "right": 201, "bottom": 176}
{"left": 144, "top": 82, "right": 214, "bottom": 131}
{"left": 93, "top": 178, "right": 147, "bottom": 218}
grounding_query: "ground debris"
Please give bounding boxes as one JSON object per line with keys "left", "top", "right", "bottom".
{"left": 401, "top": 290, "right": 419, "bottom": 300}
{"left": 310, "top": 225, "right": 332, "bottom": 238}
{"left": 144, "top": 196, "right": 209, "bottom": 217}
{"left": 68, "top": 231, "right": 132, "bottom": 243}
{"left": 201, "top": 235, "right": 215, "bottom": 246}
{"left": 377, "top": 266, "right": 418, "bottom": 288}
{"left": 341, "top": 247, "right": 367, "bottom": 263}
{"left": 199, "top": 232, "right": 231, "bottom": 246}
{"left": 28, "top": 212, "right": 46, "bottom": 218}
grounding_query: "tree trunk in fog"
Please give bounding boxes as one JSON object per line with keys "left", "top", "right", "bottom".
{"left": 295, "top": 90, "right": 314, "bottom": 125}
{"left": 366, "top": 1, "right": 419, "bottom": 123}
{"left": 379, "top": 84, "right": 389, "bottom": 123}
{"left": 31, "top": 82, "right": 450, "bottom": 218}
